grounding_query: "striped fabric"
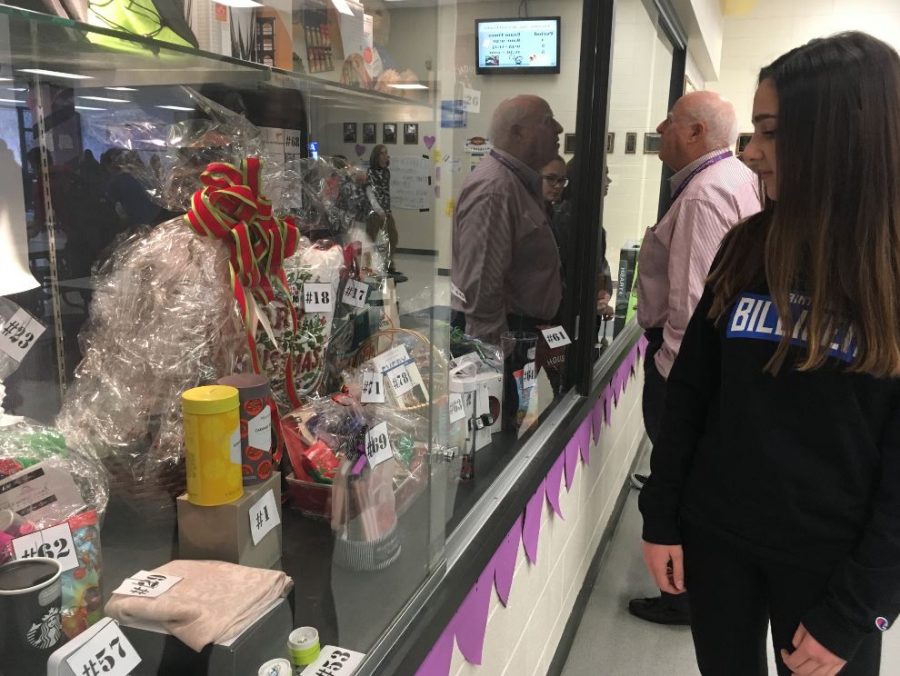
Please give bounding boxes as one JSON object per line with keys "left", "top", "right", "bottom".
{"left": 637, "top": 149, "right": 762, "bottom": 379}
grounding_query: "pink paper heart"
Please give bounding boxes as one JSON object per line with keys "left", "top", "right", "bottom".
{"left": 355, "top": 144, "right": 366, "bottom": 157}
{"left": 424, "top": 135, "right": 436, "bottom": 149}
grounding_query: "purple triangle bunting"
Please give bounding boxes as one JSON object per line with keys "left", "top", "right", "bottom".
{"left": 564, "top": 436, "right": 579, "bottom": 491}
{"left": 454, "top": 564, "right": 495, "bottom": 665}
{"left": 493, "top": 517, "right": 522, "bottom": 607}
{"left": 522, "top": 482, "right": 545, "bottom": 564}
{"left": 415, "top": 621, "right": 455, "bottom": 676}
{"left": 546, "top": 453, "right": 565, "bottom": 519}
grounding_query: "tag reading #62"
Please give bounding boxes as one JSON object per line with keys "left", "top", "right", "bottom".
{"left": 12, "top": 522, "right": 79, "bottom": 573}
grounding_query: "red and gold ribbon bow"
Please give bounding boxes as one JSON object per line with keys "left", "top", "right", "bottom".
{"left": 185, "top": 157, "right": 302, "bottom": 408}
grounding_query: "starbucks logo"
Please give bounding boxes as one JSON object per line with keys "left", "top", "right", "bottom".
{"left": 26, "top": 607, "right": 62, "bottom": 649}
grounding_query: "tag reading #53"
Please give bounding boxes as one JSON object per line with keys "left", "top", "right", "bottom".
{"left": 66, "top": 620, "right": 141, "bottom": 676}
{"left": 12, "top": 522, "right": 79, "bottom": 573}
{"left": 541, "top": 325, "right": 571, "bottom": 347}
{"left": 365, "top": 421, "right": 393, "bottom": 467}
{"left": 249, "top": 489, "right": 281, "bottom": 545}
{"left": 303, "top": 283, "right": 334, "bottom": 313}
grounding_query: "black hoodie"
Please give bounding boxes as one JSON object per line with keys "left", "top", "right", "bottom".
{"left": 639, "top": 279, "right": 900, "bottom": 660}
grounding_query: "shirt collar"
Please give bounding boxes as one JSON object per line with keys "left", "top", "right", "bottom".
{"left": 491, "top": 148, "right": 543, "bottom": 197}
{"left": 669, "top": 147, "right": 730, "bottom": 195}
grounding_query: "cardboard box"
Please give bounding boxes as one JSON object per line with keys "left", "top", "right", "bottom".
{"left": 449, "top": 363, "right": 503, "bottom": 452}
{"left": 177, "top": 473, "right": 282, "bottom": 570}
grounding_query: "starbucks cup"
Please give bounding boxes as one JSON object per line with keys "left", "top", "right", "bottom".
{"left": 0, "top": 557, "right": 64, "bottom": 671}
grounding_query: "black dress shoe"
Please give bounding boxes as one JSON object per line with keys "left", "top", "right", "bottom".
{"left": 628, "top": 593, "right": 690, "bottom": 625}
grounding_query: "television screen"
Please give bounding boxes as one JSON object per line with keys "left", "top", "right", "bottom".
{"left": 475, "top": 17, "right": 560, "bottom": 75}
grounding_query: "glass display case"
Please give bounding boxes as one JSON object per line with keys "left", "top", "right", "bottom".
{"left": 0, "top": 0, "right": 636, "bottom": 673}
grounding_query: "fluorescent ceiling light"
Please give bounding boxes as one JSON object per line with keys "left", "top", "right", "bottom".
{"left": 7, "top": 88, "right": 25, "bottom": 92}
{"left": 214, "top": 0, "right": 262, "bottom": 7}
{"left": 0, "top": 98, "right": 24, "bottom": 105}
{"left": 79, "top": 95, "right": 130, "bottom": 103}
{"left": 75, "top": 105, "right": 106, "bottom": 111}
{"left": 331, "top": 0, "right": 354, "bottom": 16}
{"left": 0, "top": 78, "right": 11, "bottom": 82}
{"left": 156, "top": 105, "right": 195, "bottom": 111}
{"left": 387, "top": 83, "right": 429, "bottom": 90}
{"left": 19, "top": 68, "right": 92, "bottom": 80}
{"left": 105, "top": 86, "right": 138, "bottom": 91}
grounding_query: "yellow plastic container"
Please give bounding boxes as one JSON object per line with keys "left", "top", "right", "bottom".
{"left": 182, "top": 385, "right": 243, "bottom": 506}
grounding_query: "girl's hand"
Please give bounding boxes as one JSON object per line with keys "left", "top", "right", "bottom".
{"left": 641, "top": 541, "right": 686, "bottom": 594}
{"left": 780, "top": 623, "right": 847, "bottom": 676}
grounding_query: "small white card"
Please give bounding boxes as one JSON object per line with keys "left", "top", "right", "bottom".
{"left": 303, "top": 283, "right": 334, "bottom": 313}
{"left": 449, "top": 393, "right": 466, "bottom": 424}
{"left": 66, "top": 620, "right": 141, "bottom": 676}
{"left": 12, "top": 522, "right": 79, "bottom": 573}
{"left": 113, "top": 571, "right": 182, "bottom": 598}
{"left": 248, "top": 406, "right": 272, "bottom": 452}
{"left": 341, "top": 279, "right": 370, "bottom": 308}
{"left": 300, "top": 645, "right": 366, "bottom": 676}
{"left": 0, "top": 308, "right": 46, "bottom": 362}
{"left": 230, "top": 427, "right": 241, "bottom": 464}
{"left": 523, "top": 361, "right": 536, "bottom": 390}
{"left": 385, "top": 361, "right": 414, "bottom": 396}
{"left": 541, "top": 326, "right": 572, "bottom": 348}
{"left": 361, "top": 371, "right": 385, "bottom": 404}
{"left": 248, "top": 489, "right": 281, "bottom": 545}
{"left": 365, "top": 421, "right": 393, "bottom": 467}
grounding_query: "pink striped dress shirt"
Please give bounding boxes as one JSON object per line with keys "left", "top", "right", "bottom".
{"left": 636, "top": 149, "right": 762, "bottom": 378}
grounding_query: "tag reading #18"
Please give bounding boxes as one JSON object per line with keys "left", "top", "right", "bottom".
{"left": 303, "top": 283, "right": 334, "bottom": 313}
{"left": 541, "top": 325, "right": 572, "bottom": 347}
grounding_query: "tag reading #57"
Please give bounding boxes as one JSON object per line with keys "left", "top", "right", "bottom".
{"left": 66, "top": 620, "right": 141, "bottom": 676}
{"left": 365, "top": 421, "right": 393, "bottom": 467}
{"left": 12, "top": 522, "right": 79, "bottom": 573}
{"left": 541, "top": 325, "right": 572, "bottom": 347}
{"left": 303, "top": 283, "right": 334, "bottom": 313}
{"left": 249, "top": 489, "right": 281, "bottom": 545}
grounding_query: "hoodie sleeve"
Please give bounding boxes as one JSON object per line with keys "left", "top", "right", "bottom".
{"left": 802, "top": 389, "right": 900, "bottom": 660}
{"left": 639, "top": 284, "right": 721, "bottom": 544}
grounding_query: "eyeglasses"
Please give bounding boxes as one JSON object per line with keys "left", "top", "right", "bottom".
{"left": 542, "top": 175, "right": 569, "bottom": 187}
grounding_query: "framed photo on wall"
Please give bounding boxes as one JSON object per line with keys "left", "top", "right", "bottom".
{"left": 643, "top": 132, "right": 662, "bottom": 154}
{"left": 625, "top": 132, "right": 637, "bottom": 154}
{"left": 343, "top": 122, "right": 357, "bottom": 143}
{"left": 606, "top": 132, "right": 615, "bottom": 154}
{"left": 563, "top": 133, "right": 576, "bottom": 154}
{"left": 736, "top": 132, "right": 753, "bottom": 157}
{"left": 383, "top": 123, "right": 397, "bottom": 144}
{"left": 403, "top": 122, "right": 419, "bottom": 145}
{"left": 362, "top": 122, "right": 377, "bottom": 144}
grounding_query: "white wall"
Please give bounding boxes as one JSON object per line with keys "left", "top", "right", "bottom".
{"left": 713, "top": 0, "right": 900, "bottom": 131}
{"left": 446, "top": 362, "right": 647, "bottom": 676}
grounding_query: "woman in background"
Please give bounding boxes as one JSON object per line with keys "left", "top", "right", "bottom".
{"left": 366, "top": 144, "right": 398, "bottom": 266}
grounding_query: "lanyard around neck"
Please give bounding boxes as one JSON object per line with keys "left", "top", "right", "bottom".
{"left": 670, "top": 150, "right": 733, "bottom": 202}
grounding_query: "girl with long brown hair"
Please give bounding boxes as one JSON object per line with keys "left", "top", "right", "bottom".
{"left": 639, "top": 32, "right": 900, "bottom": 675}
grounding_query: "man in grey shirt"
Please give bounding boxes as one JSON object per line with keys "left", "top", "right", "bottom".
{"left": 451, "top": 95, "right": 564, "bottom": 344}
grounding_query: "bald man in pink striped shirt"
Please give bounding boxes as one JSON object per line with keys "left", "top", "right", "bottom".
{"left": 629, "top": 90, "right": 762, "bottom": 626}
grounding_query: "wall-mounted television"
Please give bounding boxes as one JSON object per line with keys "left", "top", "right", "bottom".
{"left": 475, "top": 17, "right": 561, "bottom": 75}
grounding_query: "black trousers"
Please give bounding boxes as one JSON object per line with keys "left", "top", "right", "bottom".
{"left": 684, "top": 523, "right": 882, "bottom": 676}
{"left": 642, "top": 328, "right": 666, "bottom": 445}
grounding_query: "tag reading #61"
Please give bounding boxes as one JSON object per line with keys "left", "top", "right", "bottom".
{"left": 541, "top": 325, "right": 572, "bottom": 347}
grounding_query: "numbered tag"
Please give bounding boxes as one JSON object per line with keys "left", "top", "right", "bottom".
{"left": 365, "top": 421, "right": 393, "bottom": 467}
{"left": 523, "top": 362, "right": 536, "bottom": 390}
{"left": 541, "top": 326, "right": 572, "bottom": 347}
{"left": 462, "top": 86, "right": 481, "bottom": 113}
{"left": 300, "top": 645, "right": 366, "bottom": 676}
{"left": 66, "top": 620, "right": 141, "bottom": 676}
{"left": 13, "top": 522, "right": 79, "bottom": 572}
{"left": 386, "top": 361, "right": 414, "bottom": 396}
{"left": 449, "top": 393, "right": 466, "bottom": 423}
{"left": 303, "top": 283, "right": 334, "bottom": 313}
{"left": 248, "top": 406, "right": 272, "bottom": 452}
{"left": 249, "top": 489, "right": 281, "bottom": 545}
{"left": 341, "top": 279, "right": 370, "bottom": 308}
{"left": 0, "top": 308, "right": 46, "bottom": 362}
{"left": 113, "top": 571, "right": 182, "bottom": 598}
{"left": 361, "top": 371, "right": 385, "bottom": 404}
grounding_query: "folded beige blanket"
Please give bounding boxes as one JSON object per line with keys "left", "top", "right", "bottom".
{"left": 105, "top": 560, "right": 293, "bottom": 651}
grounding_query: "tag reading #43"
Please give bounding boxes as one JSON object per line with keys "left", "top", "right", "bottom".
{"left": 113, "top": 571, "right": 182, "bottom": 598}
{"left": 303, "top": 283, "right": 334, "bottom": 313}
{"left": 12, "top": 522, "right": 79, "bottom": 573}
{"left": 365, "top": 421, "right": 393, "bottom": 467}
{"left": 249, "top": 489, "right": 281, "bottom": 545}
{"left": 66, "top": 620, "right": 141, "bottom": 676}
{"left": 541, "top": 325, "right": 572, "bottom": 347}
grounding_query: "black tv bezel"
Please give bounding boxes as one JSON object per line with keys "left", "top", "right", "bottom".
{"left": 475, "top": 16, "right": 561, "bottom": 75}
